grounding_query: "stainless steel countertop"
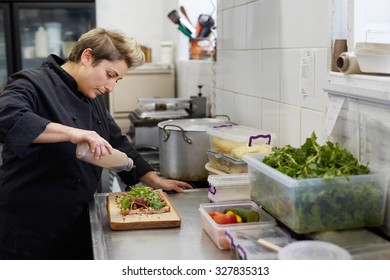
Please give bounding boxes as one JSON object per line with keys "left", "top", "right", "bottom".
{"left": 89, "top": 187, "right": 390, "bottom": 260}
{"left": 89, "top": 188, "right": 231, "bottom": 260}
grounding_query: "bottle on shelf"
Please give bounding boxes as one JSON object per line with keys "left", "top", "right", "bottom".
{"left": 35, "top": 25, "right": 49, "bottom": 58}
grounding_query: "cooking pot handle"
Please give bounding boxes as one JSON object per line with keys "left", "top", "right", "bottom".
{"left": 213, "top": 114, "right": 231, "bottom": 121}
{"left": 248, "top": 134, "right": 271, "bottom": 146}
{"left": 162, "top": 124, "right": 192, "bottom": 144}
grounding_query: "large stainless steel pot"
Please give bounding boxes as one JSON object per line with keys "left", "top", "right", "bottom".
{"left": 158, "top": 118, "right": 234, "bottom": 181}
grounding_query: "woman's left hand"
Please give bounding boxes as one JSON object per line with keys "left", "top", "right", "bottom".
{"left": 140, "top": 171, "right": 193, "bottom": 193}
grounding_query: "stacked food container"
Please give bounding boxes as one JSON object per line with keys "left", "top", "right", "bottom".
{"left": 225, "top": 226, "right": 295, "bottom": 260}
{"left": 207, "top": 174, "right": 250, "bottom": 202}
{"left": 198, "top": 200, "right": 276, "bottom": 250}
{"left": 205, "top": 125, "right": 274, "bottom": 175}
{"left": 198, "top": 125, "right": 286, "bottom": 253}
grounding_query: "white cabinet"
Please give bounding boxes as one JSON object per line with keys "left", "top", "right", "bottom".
{"left": 109, "top": 63, "right": 175, "bottom": 135}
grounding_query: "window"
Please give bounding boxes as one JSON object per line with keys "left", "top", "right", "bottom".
{"left": 348, "top": 0, "right": 390, "bottom": 47}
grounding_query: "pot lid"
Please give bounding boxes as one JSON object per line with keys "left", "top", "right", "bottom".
{"left": 158, "top": 118, "right": 234, "bottom": 132}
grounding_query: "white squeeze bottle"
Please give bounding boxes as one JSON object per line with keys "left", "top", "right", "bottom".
{"left": 35, "top": 26, "right": 49, "bottom": 58}
{"left": 76, "top": 142, "right": 134, "bottom": 172}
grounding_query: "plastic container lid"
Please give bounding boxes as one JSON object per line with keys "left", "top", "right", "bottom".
{"left": 278, "top": 241, "right": 352, "bottom": 260}
{"left": 207, "top": 173, "right": 249, "bottom": 187}
{"left": 205, "top": 163, "right": 228, "bottom": 175}
{"left": 207, "top": 125, "right": 275, "bottom": 145}
{"left": 207, "top": 173, "right": 250, "bottom": 202}
{"left": 207, "top": 149, "right": 247, "bottom": 165}
{"left": 226, "top": 226, "right": 295, "bottom": 260}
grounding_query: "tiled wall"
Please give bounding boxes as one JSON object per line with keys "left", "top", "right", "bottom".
{"left": 177, "top": 0, "right": 332, "bottom": 147}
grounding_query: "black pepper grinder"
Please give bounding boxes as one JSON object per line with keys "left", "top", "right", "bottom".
{"left": 190, "top": 85, "right": 207, "bottom": 118}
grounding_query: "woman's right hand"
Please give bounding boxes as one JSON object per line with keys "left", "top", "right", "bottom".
{"left": 69, "top": 127, "right": 113, "bottom": 159}
{"left": 33, "top": 122, "right": 113, "bottom": 159}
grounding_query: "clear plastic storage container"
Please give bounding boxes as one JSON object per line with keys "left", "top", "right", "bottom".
{"left": 309, "top": 229, "right": 390, "bottom": 260}
{"left": 225, "top": 226, "right": 295, "bottom": 260}
{"left": 243, "top": 153, "right": 389, "bottom": 234}
{"left": 199, "top": 200, "right": 275, "bottom": 250}
{"left": 207, "top": 125, "right": 274, "bottom": 159}
{"left": 207, "top": 173, "right": 250, "bottom": 202}
{"left": 207, "top": 149, "right": 248, "bottom": 174}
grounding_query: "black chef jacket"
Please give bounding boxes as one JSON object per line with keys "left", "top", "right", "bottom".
{"left": 0, "top": 55, "right": 154, "bottom": 259}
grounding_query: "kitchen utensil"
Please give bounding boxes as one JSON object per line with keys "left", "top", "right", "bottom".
{"left": 167, "top": 9, "right": 195, "bottom": 37}
{"left": 178, "top": 26, "right": 191, "bottom": 38}
{"left": 257, "top": 239, "right": 352, "bottom": 260}
{"left": 196, "top": 14, "right": 215, "bottom": 38}
{"left": 179, "top": 6, "right": 194, "bottom": 28}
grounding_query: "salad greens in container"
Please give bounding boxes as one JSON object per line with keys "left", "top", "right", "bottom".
{"left": 243, "top": 132, "right": 388, "bottom": 234}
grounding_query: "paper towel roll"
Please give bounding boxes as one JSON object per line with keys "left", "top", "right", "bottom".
{"left": 336, "top": 52, "right": 363, "bottom": 74}
{"left": 331, "top": 39, "right": 347, "bottom": 72}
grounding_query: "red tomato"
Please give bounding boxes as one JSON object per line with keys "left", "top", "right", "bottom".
{"left": 208, "top": 212, "right": 217, "bottom": 219}
{"left": 213, "top": 213, "right": 238, "bottom": 224}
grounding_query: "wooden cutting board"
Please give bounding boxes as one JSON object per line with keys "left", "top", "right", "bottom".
{"left": 106, "top": 190, "right": 181, "bottom": 230}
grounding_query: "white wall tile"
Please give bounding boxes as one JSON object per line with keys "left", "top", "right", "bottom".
{"left": 298, "top": 0, "right": 331, "bottom": 47}
{"left": 246, "top": 0, "right": 262, "bottom": 49}
{"left": 224, "top": 0, "right": 235, "bottom": 9}
{"left": 222, "top": 8, "right": 235, "bottom": 49}
{"left": 261, "top": 0, "right": 281, "bottom": 48}
{"left": 176, "top": 61, "right": 214, "bottom": 99}
{"left": 280, "top": 0, "right": 331, "bottom": 48}
{"left": 246, "top": 96, "right": 262, "bottom": 129}
{"left": 246, "top": 50, "right": 262, "bottom": 97}
{"left": 221, "top": 50, "right": 235, "bottom": 91}
{"left": 262, "top": 49, "right": 281, "bottom": 101}
{"left": 222, "top": 51, "right": 248, "bottom": 94}
{"left": 215, "top": 51, "right": 225, "bottom": 89}
{"left": 280, "top": 49, "right": 301, "bottom": 107}
{"left": 233, "top": 94, "right": 249, "bottom": 124}
{"left": 217, "top": 0, "right": 223, "bottom": 11}
{"left": 301, "top": 108, "right": 325, "bottom": 145}
{"left": 262, "top": 99, "right": 280, "bottom": 146}
{"left": 217, "top": 10, "right": 224, "bottom": 50}
{"left": 279, "top": 0, "right": 302, "bottom": 48}
{"left": 215, "top": 89, "right": 235, "bottom": 120}
{"left": 232, "top": 5, "right": 247, "bottom": 50}
{"left": 234, "top": 0, "right": 248, "bottom": 6}
{"left": 279, "top": 104, "right": 301, "bottom": 147}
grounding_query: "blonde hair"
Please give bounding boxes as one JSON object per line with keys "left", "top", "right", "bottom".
{"left": 68, "top": 28, "right": 145, "bottom": 68}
